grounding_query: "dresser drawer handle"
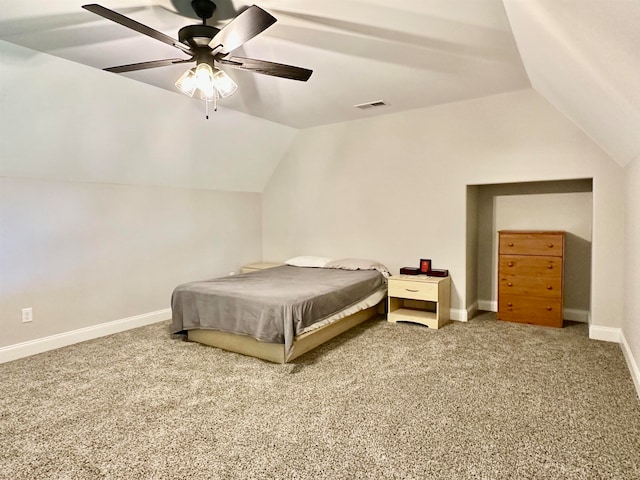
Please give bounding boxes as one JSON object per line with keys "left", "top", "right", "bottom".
{"left": 405, "top": 288, "right": 419, "bottom": 293}
{"left": 508, "top": 262, "right": 514, "bottom": 267}
{"left": 507, "top": 282, "right": 513, "bottom": 287}
{"left": 507, "top": 302, "right": 513, "bottom": 307}
{"left": 546, "top": 306, "right": 552, "bottom": 311}
{"left": 508, "top": 242, "right": 514, "bottom": 247}
{"left": 547, "top": 285, "right": 553, "bottom": 290}
{"left": 548, "top": 243, "right": 554, "bottom": 248}
{"left": 547, "top": 264, "right": 553, "bottom": 269}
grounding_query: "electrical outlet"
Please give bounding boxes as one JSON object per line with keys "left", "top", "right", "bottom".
{"left": 21, "top": 307, "right": 33, "bottom": 323}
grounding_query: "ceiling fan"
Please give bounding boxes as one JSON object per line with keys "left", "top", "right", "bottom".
{"left": 82, "top": 1, "right": 312, "bottom": 105}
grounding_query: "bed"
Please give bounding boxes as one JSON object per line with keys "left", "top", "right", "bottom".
{"left": 171, "top": 257, "right": 389, "bottom": 363}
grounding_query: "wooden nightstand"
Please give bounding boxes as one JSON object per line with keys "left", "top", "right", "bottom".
{"left": 387, "top": 275, "right": 451, "bottom": 329}
{"left": 240, "top": 262, "right": 284, "bottom": 274}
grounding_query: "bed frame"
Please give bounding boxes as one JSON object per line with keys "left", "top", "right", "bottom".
{"left": 187, "top": 301, "right": 384, "bottom": 363}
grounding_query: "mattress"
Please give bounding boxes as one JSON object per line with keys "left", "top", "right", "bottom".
{"left": 171, "top": 265, "right": 387, "bottom": 354}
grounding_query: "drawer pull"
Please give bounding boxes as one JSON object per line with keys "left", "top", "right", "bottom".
{"left": 405, "top": 288, "right": 419, "bottom": 293}
{"left": 508, "top": 242, "right": 514, "bottom": 247}
{"left": 507, "top": 282, "right": 513, "bottom": 287}
{"left": 547, "top": 285, "right": 553, "bottom": 290}
{"left": 548, "top": 243, "right": 554, "bottom": 248}
{"left": 546, "top": 306, "right": 552, "bottom": 311}
{"left": 508, "top": 262, "right": 514, "bottom": 267}
{"left": 507, "top": 302, "right": 513, "bottom": 307}
{"left": 547, "top": 264, "right": 553, "bottom": 269}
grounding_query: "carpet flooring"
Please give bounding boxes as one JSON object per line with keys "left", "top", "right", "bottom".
{"left": 1, "top": 312, "right": 639, "bottom": 479}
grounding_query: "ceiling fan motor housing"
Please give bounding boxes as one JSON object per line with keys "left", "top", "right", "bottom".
{"left": 179, "top": 24, "right": 220, "bottom": 48}
{"left": 191, "top": 0, "right": 216, "bottom": 20}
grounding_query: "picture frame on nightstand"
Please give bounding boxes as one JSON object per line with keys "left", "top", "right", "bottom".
{"left": 419, "top": 258, "right": 431, "bottom": 274}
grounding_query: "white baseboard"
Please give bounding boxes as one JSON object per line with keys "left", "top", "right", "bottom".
{"left": 476, "top": 300, "right": 589, "bottom": 324}
{"left": 450, "top": 307, "right": 470, "bottom": 322}
{"left": 564, "top": 308, "right": 589, "bottom": 323}
{"left": 620, "top": 331, "right": 640, "bottom": 400}
{"left": 589, "top": 325, "right": 621, "bottom": 343}
{"left": 0, "top": 308, "right": 171, "bottom": 364}
{"left": 478, "top": 300, "right": 497, "bottom": 312}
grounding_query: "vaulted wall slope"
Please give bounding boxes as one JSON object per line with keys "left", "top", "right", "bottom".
{"left": 503, "top": 0, "right": 640, "bottom": 168}
{"left": 0, "top": 40, "right": 296, "bottom": 192}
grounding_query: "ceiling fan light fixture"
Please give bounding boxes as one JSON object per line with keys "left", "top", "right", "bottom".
{"left": 211, "top": 68, "right": 238, "bottom": 98}
{"left": 195, "top": 62, "right": 214, "bottom": 89}
{"left": 178, "top": 62, "right": 237, "bottom": 100}
{"left": 175, "top": 68, "right": 197, "bottom": 97}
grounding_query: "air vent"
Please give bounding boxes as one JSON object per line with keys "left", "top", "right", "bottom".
{"left": 354, "top": 100, "right": 389, "bottom": 110}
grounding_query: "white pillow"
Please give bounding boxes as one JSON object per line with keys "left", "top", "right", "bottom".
{"left": 324, "top": 258, "right": 391, "bottom": 277}
{"left": 285, "top": 255, "right": 334, "bottom": 268}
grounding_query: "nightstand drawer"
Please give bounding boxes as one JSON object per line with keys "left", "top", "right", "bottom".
{"left": 388, "top": 279, "right": 438, "bottom": 301}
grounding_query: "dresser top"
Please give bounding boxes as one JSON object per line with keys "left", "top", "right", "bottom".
{"left": 499, "top": 230, "right": 565, "bottom": 234}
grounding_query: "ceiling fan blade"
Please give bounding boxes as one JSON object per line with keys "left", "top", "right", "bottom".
{"left": 209, "top": 5, "right": 276, "bottom": 54}
{"left": 82, "top": 4, "right": 193, "bottom": 55}
{"left": 219, "top": 56, "right": 312, "bottom": 81}
{"left": 104, "top": 58, "right": 194, "bottom": 73}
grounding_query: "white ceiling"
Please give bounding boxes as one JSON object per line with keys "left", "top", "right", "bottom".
{"left": 0, "top": 0, "right": 529, "bottom": 129}
{"left": 2, "top": 1, "right": 639, "bottom": 168}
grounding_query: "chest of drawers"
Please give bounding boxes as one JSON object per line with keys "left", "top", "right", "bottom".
{"left": 497, "top": 231, "right": 565, "bottom": 328}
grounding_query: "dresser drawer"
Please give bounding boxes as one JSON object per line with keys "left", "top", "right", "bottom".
{"left": 388, "top": 279, "right": 438, "bottom": 301}
{"left": 499, "top": 274, "right": 562, "bottom": 298}
{"left": 499, "top": 255, "right": 563, "bottom": 278}
{"left": 499, "top": 232, "right": 564, "bottom": 257}
{"left": 498, "top": 294, "right": 563, "bottom": 327}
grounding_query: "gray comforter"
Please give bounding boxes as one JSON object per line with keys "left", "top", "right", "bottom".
{"left": 171, "top": 265, "right": 386, "bottom": 353}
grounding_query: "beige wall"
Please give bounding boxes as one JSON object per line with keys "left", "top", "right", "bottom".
{"left": 465, "top": 186, "right": 479, "bottom": 316}
{"left": 263, "top": 89, "right": 625, "bottom": 326}
{"left": 624, "top": 156, "right": 640, "bottom": 388}
{"left": 0, "top": 178, "right": 262, "bottom": 347}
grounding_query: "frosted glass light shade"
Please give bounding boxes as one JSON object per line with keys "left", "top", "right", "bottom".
{"left": 194, "top": 62, "right": 214, "bottom": 91}
{"left": 211, "top": 68, "right": 238, "bottom": 98}
{"left": 174, "top": 68, "right": 197, "bottom": 97}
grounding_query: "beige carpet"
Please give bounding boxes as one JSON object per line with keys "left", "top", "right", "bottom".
{"left": 1, "top": 312, "right": 639, "bottom": 479}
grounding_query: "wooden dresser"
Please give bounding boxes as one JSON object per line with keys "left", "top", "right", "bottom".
{"left": 497, "top": 230, "right": 565, "bottom": 328}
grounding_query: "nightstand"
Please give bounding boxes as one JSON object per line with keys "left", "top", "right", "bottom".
{"left": 240, "top": 262, "right": 284, "bottom": 274}
{"left": 387, "top": 275, "right": 451, "bottom": 329}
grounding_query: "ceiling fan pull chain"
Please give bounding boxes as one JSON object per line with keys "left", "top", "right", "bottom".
{"left": 205, "top": 98, "right": 209, "bottom": 119}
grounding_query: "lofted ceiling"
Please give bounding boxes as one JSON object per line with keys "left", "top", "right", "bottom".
{"left": 0, "top": 0, "right": 529, "bottom": 129}
{"left": 503, "top": 0, "right": 640, "bottom": 168}
{"left": 1, "top": 1, "right": 638, "bottom": 168}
